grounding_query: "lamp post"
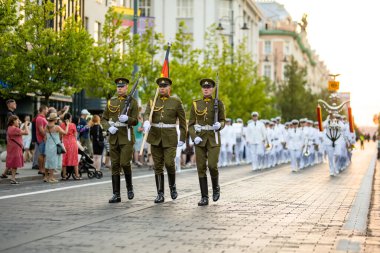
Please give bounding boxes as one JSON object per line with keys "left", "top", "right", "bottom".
{"left": 216, "top": 8, "right": 249, "bottom": 64}
{"left": 132, "top": 0, "right": 138, "bottom": 77}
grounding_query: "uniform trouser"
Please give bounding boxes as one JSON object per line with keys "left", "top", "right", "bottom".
{"left": 110, "top": 143, "right": 134, "bottom": 176}
{"left": 151, "top": 143, "right": 176, "bottom": 175}
{"left": 250, "top": 143, "right": 264, "bottom": 170}
{"left": 290, "top": 149, "right": 300, "bottom": 170}
{"left": 219, "top": 144, "right": 227, "bottom": 166}
{"left": 235, "top": 141, "right": 244, "bottom": 163}
{"left": 195, "top": 141, "right": 220, "bottom": 178}
{"left": 325, "top": 146, "right": 337, "bottom": 175}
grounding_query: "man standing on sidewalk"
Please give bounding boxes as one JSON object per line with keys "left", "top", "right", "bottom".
{"left": 35, "top": 105, "right": 48, "bottom": 181}
{"left": 143, "top": 77, "right": 186, "bottom": 204}
{"left": 188, "top": 78, "right": 225, "bottom": 206}
{"left": 102, "top": 78, "right": 139, "bottom": 203}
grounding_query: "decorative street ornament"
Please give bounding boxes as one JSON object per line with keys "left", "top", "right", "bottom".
{"left": 317, "top": 74, "right": 352, "bottom": 147}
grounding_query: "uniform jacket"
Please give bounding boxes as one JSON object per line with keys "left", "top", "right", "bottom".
{"left": 220, "top": 125, "right": 236, "bottom": 147}
{"left": 101, "top": 94, "right": 139, "bottom": 145}
{"left": 245, "top": 120, "right": 267, "bottom": 144}
{"left": 287, "top": 127, "right": 303, "bottom": 150}
{"left": 144, "top": 95, "right": 186, "bottom": 148}
{"left": 188, "top": 97, "right": 226, "bottom": 148}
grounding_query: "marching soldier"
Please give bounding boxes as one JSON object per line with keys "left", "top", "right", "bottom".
{"left": 102, "top": 78, "right": 139, "bottom": 203}
{"left": 245, "top": 112, "right": 267, "bottom": 171}
{"left": 143, "top": 77, "right": 186, "bottom": 203}
{"left": 188, "top": 78, "right": 226, "bottom": 206}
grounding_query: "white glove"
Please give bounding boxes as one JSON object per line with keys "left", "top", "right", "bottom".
{"left": 194, "top": 137, "right": 203, "bottom": 145}
{"left": 143, "top": 120, "right": 151, "bottom": 133}
{"left": 194, "top": 124, "right": 202, "bottom": 132}
{"left": 108, "top": 121, "right": 115, "bottom": 127}
{"left": 108, "top": 126, "right": 118, "bottom": 135}
{"left": 213, "top": 122, "right": 221, "bottom": 131}
{"left": 118, "top": 115, "right": 128, "bottom": 123}
{"left": 177, "top": 141, "right": 185, "bottom": 147}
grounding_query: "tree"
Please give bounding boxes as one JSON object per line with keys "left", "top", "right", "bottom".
{"left": 0, "top": 0, "right": 21, "bottom": 98}
{"left": 86, "top": 8, "right": 163, "bottom": 100}
{"left": 202, "top": 27, "right": 277, "bottom": 122}
{"left": 169, "top": 21, "right": 204, "bottom": 111}
{"left": 2, "top": 1, "right": 93, "bottom": 104}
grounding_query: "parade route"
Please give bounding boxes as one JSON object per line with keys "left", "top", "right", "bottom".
{"left": 0, "top": 144, "right": 379, "bottom": 253}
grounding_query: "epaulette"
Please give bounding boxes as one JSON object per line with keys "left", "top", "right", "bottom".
{"left": 193, "top": 99, "right": 201, "bottom": 102}
{"left": 170, "top": 96, "right": 182, "bottom": 102}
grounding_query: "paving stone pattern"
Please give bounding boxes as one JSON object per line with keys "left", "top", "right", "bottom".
{"left": 0, "top": 145, "right": 378, "bottom": 253}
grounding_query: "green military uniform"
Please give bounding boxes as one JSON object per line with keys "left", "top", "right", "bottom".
{"left": 101, "top": 77, "right": 139, "bottom": 203}
{"left": 144, "top": 77, "right": 186, "bottom": 203}
{"left": 188, "top": 78, "right": 225, "bottom": 206}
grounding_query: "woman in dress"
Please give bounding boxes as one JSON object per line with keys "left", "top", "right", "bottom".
{"left": 21, "top": 115, "right": 33, "bottom": 162}
{"left": 60, "top": 113, "right": 80, "bottom": 180}
{"left": 89, "top": 115, "right": 104, "bottom": 172}
{"left": 6, "top": 115, "right": 30, "bottom": 184}
{"left": 44, "top": 113, "right": 69, "bottom": 183}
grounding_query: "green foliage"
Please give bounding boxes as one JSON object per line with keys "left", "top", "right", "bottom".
{"left": 87, "top": 8, "right": 163, "bottom": 100}
{"left": 0, "top": 1, "right": 93, "bottom": 104}
{"left": 275, "top": 57, "right": 328, "bottom": 122}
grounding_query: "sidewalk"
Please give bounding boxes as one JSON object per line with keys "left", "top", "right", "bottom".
{"left": 0, "top": 160, "right": 197, "bottom": 184}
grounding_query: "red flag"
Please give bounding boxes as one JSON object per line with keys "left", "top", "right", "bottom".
{"left": 160, "top": 45, "right": 170, "bottom": 78}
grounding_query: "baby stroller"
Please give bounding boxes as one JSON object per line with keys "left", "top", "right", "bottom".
{"left": 62, "top": 143, "right": 103, "bottom": 180}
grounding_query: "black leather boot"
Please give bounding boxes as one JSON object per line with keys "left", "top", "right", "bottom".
{"left": 211, "top": 176, "right": 220, "bottom": 202}
{"left": 124, "top": 173, "right": 134, "bottom": 200}
{"left": 109, "top": 175, "right": 121, "bottom": 203}
{"left": 154, "top": 174, "right": 165, "bottom": 203}
{"left": 198, "top": 177, "right": 209, "bottom": 206}
{"left": 168, "top": 173, "right": 178, "bottom": 200}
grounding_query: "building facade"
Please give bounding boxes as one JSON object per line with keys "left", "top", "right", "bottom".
{"left": 256, "top": 1, "right": 329, "bottom": 93}
{"left": 149, "top": 0, "right": 262, "bottom": 62}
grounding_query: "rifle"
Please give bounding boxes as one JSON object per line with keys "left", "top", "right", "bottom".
{"left": 121, "top": 74, "right": 141, "bottom": 115}
{"left": 214, "top": 73, "right": 219, "bottom": 144}
{"left": 139, "top": 87, "right": 159, "bottom": 156}
{"left": 121, "top": 75, "right": 141, "bottom": 142}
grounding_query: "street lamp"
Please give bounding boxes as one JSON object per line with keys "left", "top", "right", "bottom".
{"left": 216, "top": 9, "right": 249, "bottom": 63}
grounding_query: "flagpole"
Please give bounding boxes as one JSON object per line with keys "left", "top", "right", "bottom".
{"left": 139, "top": 43, "right": 171, "bottom": 156}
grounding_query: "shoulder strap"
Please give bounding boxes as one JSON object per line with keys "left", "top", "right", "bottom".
{"left": 47, "top": 126, "right": 59, "bottom": 145}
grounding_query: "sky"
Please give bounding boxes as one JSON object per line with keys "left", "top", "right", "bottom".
{"left": 275, "top": 0, "right": 380, "bottom": 127}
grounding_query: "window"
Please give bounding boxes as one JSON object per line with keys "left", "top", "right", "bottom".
{"left": 264, "top": 41, "right": 271, "bottom": 55}
{"left": 177, "top": 0, "right": 193, "bottom": 18}
{"left": 284, "top": 41, "right": 290, "bottom": 55}
{"left": 219, "top": 0, "right": 231, "bottom": 18}
{"left": 84, "top": 17, "right": 89, "bottom": 31}
{"left": 139, "top": 0, "right": 151, "bottom": 17}
{"left": 264, "top": 65, "right": 272, "bottom": 79}
{"left": 94, "top": 21, "right": 101, "bottom": 45}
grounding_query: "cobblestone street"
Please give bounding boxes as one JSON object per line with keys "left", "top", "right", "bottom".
{"left": 0, "top": 144, "right": 379, "bottom": 253}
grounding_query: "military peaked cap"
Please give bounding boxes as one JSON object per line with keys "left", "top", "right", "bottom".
{"left": 115, "top": 78, "right": 129, "bottom": 87}
{"left": 156, "top": 77, "right": 172, "bottom": 86}
{"left": 200, "top": 78, "right": 216, "bottom": 87}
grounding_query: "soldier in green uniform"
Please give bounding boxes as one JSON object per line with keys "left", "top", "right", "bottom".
{"left": 143, "top": 77, "right": 186, "bottom": 203}
{"left": 101, "top": 78, "right": 139, "bottom": 203}
{"left": 188, "top": 78, "right": 226, "bottom": 206}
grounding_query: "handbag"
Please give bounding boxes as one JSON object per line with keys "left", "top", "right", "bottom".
{"left": 97, "top": 125, "right": 104, "bottom": 146}
{"left": 47, "top": 126, "right": 66, "bottom": 154}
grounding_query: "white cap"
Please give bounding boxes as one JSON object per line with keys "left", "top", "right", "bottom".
{"left": 81, "top": 109, "right": 90, "bottom": 115}
{"left": 251, "top": 112, "right": 259, "bottom": 117}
